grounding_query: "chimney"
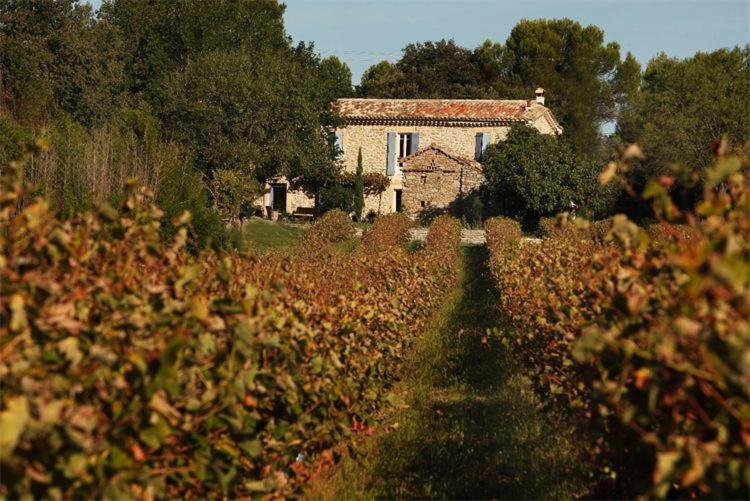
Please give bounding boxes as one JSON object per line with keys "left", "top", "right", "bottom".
{"left": 535, "top": 87, "right": 546, "bottom": 106}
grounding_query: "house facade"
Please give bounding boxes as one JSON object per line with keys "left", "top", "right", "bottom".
{"left": 400, "top": 144, "right": 484, "bottom": 215}
{"left": 258, "top": 90, "right": 562, "bottom": 217}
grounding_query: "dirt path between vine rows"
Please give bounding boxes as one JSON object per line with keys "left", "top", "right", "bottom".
{"left": 307, "top": 245, "right": 586, "bottom": 499}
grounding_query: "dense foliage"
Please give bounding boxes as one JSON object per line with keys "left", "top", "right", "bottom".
{"left": 483, "top": 126, "right": 618, "bottom": 222}
{"left": 305, "top": 209, "right": 356, "bottom": 243}
{"left": 0, "top": 154, "right": 461, "bottom": 498}
{"left": 485, "top": 148, "right": 749, "bottom": 497}
{"left": 358, "top": 20, "right": 630, "bottom": 158}
{"left": 0, "top": 0, "right": 353, "bottom": 242}
{"left": 614, "top": 47, "right": 750, "bottom": 213}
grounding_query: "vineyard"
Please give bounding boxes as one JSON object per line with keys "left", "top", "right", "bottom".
{"left": 485, "top": 148, "right": 749, "bottom": 497}
{"left": 0, "top": 153, "right": 462, "bottom": 498}
{"left": 1, "top": 144, "right": 749, "bottom": 499}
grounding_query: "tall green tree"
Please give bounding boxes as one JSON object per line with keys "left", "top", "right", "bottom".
{"left": 483, "top": 126, "right": 617, "bottom": 222}
{"left": 503, "top": 19, "right": 621, "bottom": 158}
{"left": 353, "top": 147, "right": 365, "bottom": 221}
{"left": 634, "top": 47, "right": 749, "bottom": 174}
{"left": 358, "top": 61, "right": 408, "bottom": 98}
{"left": 100, "top": 0, "right": 288, "bottom": 108}
{"left": 358, "top": 22, "right": 625, "bottom": 158}
{"left": 612, "top": 52, "right": 643, "bottom": 145}
{"left": 161, "top": 47, "right": 335, "bottom": 185}
{"left": 358, "top": 39, "right": 492, "bottom": 98}
{"left": 0, "top": 0, "right": 124, "bottom": 125}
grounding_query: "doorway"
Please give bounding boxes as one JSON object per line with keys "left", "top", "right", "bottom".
{"left": 395, "top": 189, "right": 403, "bottom": 212}
{"left": 271, "top": 183, "right": 287, "bottom": 213}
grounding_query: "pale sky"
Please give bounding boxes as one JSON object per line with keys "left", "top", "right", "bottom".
{"left": 86, "top": 0, "right": 749, "bottom": 85}
{"left": 282, "top": 0, "right": 749, "bottom": 84}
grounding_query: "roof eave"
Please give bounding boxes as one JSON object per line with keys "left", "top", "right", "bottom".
{"left": 341, "top": 117, "right": 525, "bottom": 127}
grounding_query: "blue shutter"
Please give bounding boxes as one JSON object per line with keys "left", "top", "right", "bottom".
{"left": 334, "top": 131, "right": 344, "bottom": 159}
{"left": 409, "top": 133, "right": 419, "bottom": 154}
{"left": 386, "top": 132, "right": 397, "bottom": 176}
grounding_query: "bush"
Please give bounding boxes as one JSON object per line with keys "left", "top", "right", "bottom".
{"left": 424, "top": 215, "right": 461, "bottom": 256}
{"left": 483, "top": 125, "right": 618, "bottom": 222}
{"left": 153, "top": 150, "right": 226, "bottom": 250}
{"left": 306, "top": 209, "right": 355, "bottom": 243}
{"left": 0, "top": 157, "right": 461, "bottom": 498}
{"left": 588, "top": 218, "right": 614, "bottom": 243}
{"left": 484, "top": 216, "right": 523, "bottom": 244}
{"left": 646, "top": 221, "right": 696, "bottom": 248}
{"left": 537, "top": 214, "right": 590, "bottom": 240}
{"left": 360, "top": 212, "right": 413, "bottom": 249}
{"left": 210, "top": 167, "right": 261, "bottom": 226}
{"left": 319, "top": 183, "right": 355, "bottom": 214}
{"left": 486, "top": 150, "right": 750, "bottom": 498}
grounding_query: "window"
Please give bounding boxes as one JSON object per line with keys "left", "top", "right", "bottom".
{"left": 398, "top": 133, "right": 412, "bottom": 161}
{"left": 398, "top": 134, "right": 413, "bottom": 167}
{"left": 420, "top": 201, "right": 426, "bottom": 208}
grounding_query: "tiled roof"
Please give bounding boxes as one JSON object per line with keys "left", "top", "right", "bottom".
{"left": 335, "top": 99, "right": 561, "bottom": 132}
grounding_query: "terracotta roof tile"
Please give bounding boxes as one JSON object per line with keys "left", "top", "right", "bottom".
{"left": 336, "top": 98, "right": 532, "bottom": 121}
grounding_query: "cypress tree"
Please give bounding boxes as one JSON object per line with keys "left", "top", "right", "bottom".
{"left": 354, "top": 147, "right": 365, "bottom": 221}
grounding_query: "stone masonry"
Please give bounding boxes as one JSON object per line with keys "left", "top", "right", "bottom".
{"left": 400, "top": 145, "right": 484, "bottom": 216}
{"left": 256, "top": 95, "right": 562, "bottom": 217}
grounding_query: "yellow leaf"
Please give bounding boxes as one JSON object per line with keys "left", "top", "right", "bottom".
{"left": 9, "top": 294, "right": 27, "bottom": 332}
{"left": 0, "top": 396, "right": 29, "bottom": 457}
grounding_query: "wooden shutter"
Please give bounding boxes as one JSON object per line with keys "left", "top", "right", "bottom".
{"left": 386, "top": 132, "right": 397, "bottom": 176}
{"left": 409, "top": 133, "right": 420, "bottom": 154}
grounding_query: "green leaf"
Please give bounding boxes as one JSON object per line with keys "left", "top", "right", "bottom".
{"left": 239, "top": 438, "right": 263, "bottom": 459}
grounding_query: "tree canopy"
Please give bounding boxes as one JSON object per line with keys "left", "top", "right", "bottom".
{"left": 358, "top": 20, "right": 629, "bottom": 158}
{"left": 483, "top": 126, "right": 618, "bottom": 222}
{"left": 0, "top": 0, "right": 353, "bottom": 242}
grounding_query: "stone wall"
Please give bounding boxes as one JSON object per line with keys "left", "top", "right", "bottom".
{"left": 338, "top": 124, "right": 511, "bottom": 213}
{"left": 400, "top": 147, "right": 484, "bottom": 216}
{"left": 253, "top": 177, "right": 314, "bottom": 215}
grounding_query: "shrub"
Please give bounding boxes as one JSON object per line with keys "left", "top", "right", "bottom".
{"left": 483, "top": 125, "right": 618, "bottom": 222}
{"left": 209, "top": 167, "right": 261, "bottom": 227}
{"left": 588, "top": 218, "right": 614, "bottom": 243}
{"left": 646, "top": 221, "right": 696, "bottom": 248}
{"left": 424, "top": 215, "right": 461, "bottom": 257}
{"left": 319, "top": 183, "right": 355, "bottom": 214}
{"left": 486, "top": 150, "right": 750, "bottom": 498}
{"left": 538, "top": 214, "right": 590, "bottom": 240}
{"left": 360, "top": 212, "right": 413, "bottom": 249}
{"left": 306, "top": 209, "right": 355, "bottom": 243}
{"left": 484, "top": 216, "right": 522, "bottom": 245}
{"left": 0, "top": 157, "right": 461, "bottom": 498}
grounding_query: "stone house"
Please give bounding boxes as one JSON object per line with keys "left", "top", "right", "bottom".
{"left": 400, "top": 144, "right": 484, "bottom": 215}
{"left": 257, "top": 89, "right": 562, "bottom": 216}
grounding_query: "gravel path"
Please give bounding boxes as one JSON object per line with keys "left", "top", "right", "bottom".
{"left": 354, "top": 227, "right": 540, "bottom": 245}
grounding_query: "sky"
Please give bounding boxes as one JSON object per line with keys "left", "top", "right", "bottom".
{"left": 281, "top": 0, "right": 749, "bottom": 84}
{"left": 85, "top": 0, "right": 749, "bottom": 86}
